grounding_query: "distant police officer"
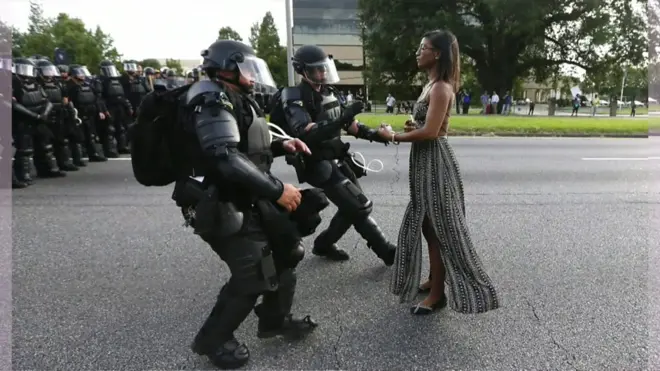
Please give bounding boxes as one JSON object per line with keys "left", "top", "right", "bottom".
{"left": 271, "top": 44, "right": 396, "bottom": 265}
{"left": 96, "top": 60, "right": 133, "bottom": 156}
{"left": 35, "top": 58, "right": 80, "bottom": 171}
{"left": 12, "top": 57, "right": 64, "bottom": 181}
{"left": 175, "top": 40, "right": 318, "bottom": 369}
{"left": 120, "top": 60, "right": 149, "bottom": 117}
{"left": 67, "top": 64, "right": 107, "bottom": 163}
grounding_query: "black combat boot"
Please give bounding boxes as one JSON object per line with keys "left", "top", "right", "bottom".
{"left": 55, "top": 140, "right": 79, "bottom": 171}
{"left": 103, "top": 133, "right": 119, "bottom": 158}
{"left": 15, "top": 149, "right": 34, "bottom": 185}
{"left": 354, "top": 216, "right": 396, "bottom": 266}
{"left": 69, "top": 142, "right": 87, "bottom": 167}
{"left": 312, "top": 212, "right": 352, "bottom": 261}
{"left": 191, "top": 285, "right": 255, "bottom": 370}
{"left": 12, "top": 163, "right": 27, "bottom": 189}
{"left": 86, "top": 136, "right": 108, "bottom": 162}
{"left": 255, "top": 270, "right": 318, "bottom": 339}
{"left": 36, "top": 144, "right": 66, "bottom": 178}
{"left": 116, "top": 130, "right": 130, "bottom": 154}
{"left": 254, "top": 304, "right": 318, "bottom": 340}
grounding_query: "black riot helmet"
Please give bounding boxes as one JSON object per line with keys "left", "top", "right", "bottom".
{"left": 144, "top": 67, "right": 155, "bottom": 76}
{"left": 99, "top": 60, "right": 120, "bottom": 78}
{"left": 57, "top": 64, "right": 69, "bottom": 75}
{"left": 69, "top": 64, "right": 92, "bottom": 81}
{"left": 35, "top": 59, "right": 60, "bottom": 82}
{"left": 123, "top": 59, "right": 139, "bottom": 75}
{"left": 12, "top": 57, "right": 37, "bottom": 80}
{"left": 192, "top": 67, "right": 200, "bottom": 81}
{"left": 200, "top": 39, "right": 277, "bottom": 93}
{"left": 292, "top": 45, "right": 340, "bottom": 85}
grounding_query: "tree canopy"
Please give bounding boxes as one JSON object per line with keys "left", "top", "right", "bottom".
{"left": 12, "top": 2, "right": 121, "bottom": 73}
{"left": 218, "top": 27, "right": 243, "bottom": 42}
{"left": 248, "top": 12, "right": 287, "bottom": 87}
{"left": 358, "top": 0, "right": 647, "bottom": 95}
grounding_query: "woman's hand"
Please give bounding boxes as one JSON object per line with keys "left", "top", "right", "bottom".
{"left": 377, "top": 124, "right": 395, "bottom": 142}
{"left": 404, "top": 120, "right": 417, "bottom": 132}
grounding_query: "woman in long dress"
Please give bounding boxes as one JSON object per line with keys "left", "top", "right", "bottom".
{"left": 377, "top": 30, "right": 500, "bottom": 315}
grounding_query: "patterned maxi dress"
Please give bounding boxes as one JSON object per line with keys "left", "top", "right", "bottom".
{"left": 389, "top": 100, "right": 500, "bottom": 313}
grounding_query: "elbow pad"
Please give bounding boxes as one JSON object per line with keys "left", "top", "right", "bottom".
{"left": 194, "top": 105, "right": 241, "bottom": 157}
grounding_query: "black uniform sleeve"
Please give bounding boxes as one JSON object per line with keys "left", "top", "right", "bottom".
{"left": 92, "top": 80, "right": 107, "bottom": 112}
{"left": 194, "top": 95, "right": 284, "bottom": 201}
{"left": 270, "top": 139, "right": 287, "bottom": 157}
{"left": 281, "top": 87, "right": 313, "bottom": 137}
{"left": 353, "top": 121, "right": 388, "bottom": 143}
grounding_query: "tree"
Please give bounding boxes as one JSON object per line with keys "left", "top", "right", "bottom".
{"left": 140, "top": 59, "right": 162, "bottom": 70}
{"left": 251, "top": 12, "right": 287, "bottom": 86}
{"left": 358, "top": 0, "right": 647, "bottom": 95}
{"left": 165, "top": 58, "right": 183, "bottom": 75}
{"left": 218, "top": 26, "right": 243, "bottom": 42}
{"left": 248, "top": 23, "right": 260, "bottom": 50}
{"left": 11, "top": 2, "right": 121, "bottom": 73}
{"left": 650, "top": 0, "right": 660, "bottom": 99}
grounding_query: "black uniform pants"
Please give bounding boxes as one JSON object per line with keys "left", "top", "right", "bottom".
{"left": 306, "top": 159, "right": 390, "bottom": 253}
{"left": 194, "top": 209, "right": 298, "bottom": 352}
{"left": 12, "top": 120, "right": 33, "bottom": 180}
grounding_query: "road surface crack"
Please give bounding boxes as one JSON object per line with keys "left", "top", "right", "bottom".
{"left": 526, "top": 298, "right": 580, "bottom": 371}
{"left": 332, "top": 311, "right": 344, "bottom": 370}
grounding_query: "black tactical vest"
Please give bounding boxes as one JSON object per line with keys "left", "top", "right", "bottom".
{"left": 74, "top": 82, "right": 96, "bottom": 106}
{"left": 104, "top": 78, "right": 125, "bottom": 102}
{"left": 316, "top": 89, "right": 342, "bottom": 138}
{"left": 243, "top": 104, "right": 273, "bottom": 172}
{"left": 129, "top": 79, "right": 146, "bottom": 94}
{"left": 19, "top": 82, "right": 46, "bottom": 112}
{"left": 41, "top": 81, "right": 63, "bottom": 108}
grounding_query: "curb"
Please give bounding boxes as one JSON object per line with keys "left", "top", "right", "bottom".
{"left": 448, "top": 132, "right": 649, "bottom": 138}
{"left": 342, "top": 133, "right": 649, "bottom": 139}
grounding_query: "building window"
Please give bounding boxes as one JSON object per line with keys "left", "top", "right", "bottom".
{"left": 293, "top": 0, "right": 357, "bottom": 10}
{"left": 293, "top": 19, "right": 360, "bottom": 35}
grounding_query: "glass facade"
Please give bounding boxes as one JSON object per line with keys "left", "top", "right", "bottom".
{"left": 292, "top": 0, "right": 364, "bottom": 86}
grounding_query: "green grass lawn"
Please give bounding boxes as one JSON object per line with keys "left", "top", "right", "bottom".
{"left": 555, "top": 107, "right": 649, "bottom": 115}
{"left": 357, "top": 114, "right": 647, "bottom": 136}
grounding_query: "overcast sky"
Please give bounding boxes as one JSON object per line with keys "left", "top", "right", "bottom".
{"left": 2, "top": 0, "right": 288, "bottom": 60}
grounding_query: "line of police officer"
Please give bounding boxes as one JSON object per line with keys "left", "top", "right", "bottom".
{"left": 11, "top": 57, "right": 156, "bottom": 188}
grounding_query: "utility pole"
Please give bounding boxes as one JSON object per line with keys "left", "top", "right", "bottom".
{"left": 285, "top": 0, "right": 295, "bottom": 86}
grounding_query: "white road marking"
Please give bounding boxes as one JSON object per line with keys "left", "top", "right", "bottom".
{"left": 581, "top": 157, "right": 660, "bottom": 161}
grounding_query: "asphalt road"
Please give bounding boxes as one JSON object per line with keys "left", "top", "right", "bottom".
{"left": 11, "top": 137, "right": 660, "bottom": 370}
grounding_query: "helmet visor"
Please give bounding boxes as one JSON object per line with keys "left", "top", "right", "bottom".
{"left": 123, "top": 62, "right": 138, "bottom": 72}
{"left": 71, "top": 66, "right": 91, "bottom": 78}
{"left": 303, "top": 57, "right": 340, "bottom": 85}
{"left": 237, "top": 55, "right": 277, "bottom": 93}
{"left": 15, "top": 63, "right": 36, "bottom": 77}
{"left": 101, "top": 65, "right": 120, "bottom": 77}
{"left": 39, "top": 65, "right": 60, "bottom": 77}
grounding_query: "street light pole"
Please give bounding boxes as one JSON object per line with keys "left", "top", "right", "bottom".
{"left": 285, "top": 0, "right": 295, "bottom": 86}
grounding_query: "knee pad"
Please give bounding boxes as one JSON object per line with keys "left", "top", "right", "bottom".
{"left": 326, "top": 178, "right": 373, "bottom": 218}
{"left": 288, "top": 243, "right": 305, "bottom": 267}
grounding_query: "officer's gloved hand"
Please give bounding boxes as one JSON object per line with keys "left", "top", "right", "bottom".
{"left": 340, "top": 101, "right": 364, "bottom": 125}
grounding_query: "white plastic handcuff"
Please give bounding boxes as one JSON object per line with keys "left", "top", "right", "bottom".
{"left": 267, "top": 122, "right": 384, "bottom": 173}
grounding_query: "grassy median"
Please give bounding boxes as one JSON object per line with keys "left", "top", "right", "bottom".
{"left": 357, "top": 114, "right": 648, "bottom": 136}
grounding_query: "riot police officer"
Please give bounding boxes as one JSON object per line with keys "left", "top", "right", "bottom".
{"left": 271, "top": 44, "right": 397, "bottom": 265}
{"left": 172, "top": 40, "right": 318, "bottom": 369}
{"left": 191, "top": 67, "right": 201, "bottom": 82}
{"left": 57, "top": 64, "right": 69, "bottom": 81}
{"left": 120, "top": 60, "right": 149, "bottom": 117}
{"left": 67, "top": 64, "right": 107, "bottom": 163}
{"left": 12, "top": 57, "right": 65, "bottom": 181}
{"left": 36, "top": 58, "right": 80, "bottom": 171}
{"left": 96, "top": 60, "right": 133, "bottom": 157}
{"left": 143, "top": 66, "right": 156, "bottom": 90}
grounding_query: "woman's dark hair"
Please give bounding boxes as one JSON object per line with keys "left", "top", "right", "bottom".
{"left": 423, "top": 29, "right": 460, "bottom": 93}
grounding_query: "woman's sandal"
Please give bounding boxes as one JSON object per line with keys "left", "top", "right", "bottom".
{"left": 410, "top": 296, "right": 447, "bottom": 315}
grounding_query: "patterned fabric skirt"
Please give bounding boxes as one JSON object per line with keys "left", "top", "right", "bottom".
{"left": 389, "top": 137, "right": 499, "bottom": 313}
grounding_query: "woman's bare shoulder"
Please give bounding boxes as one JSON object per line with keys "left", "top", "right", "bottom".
{"left": 429, "top": 81, "right": 454, "bottom": 100}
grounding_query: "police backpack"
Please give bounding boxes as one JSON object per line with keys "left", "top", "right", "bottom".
{"left": 129, "top": 84, "right": 191, "bottom": 186}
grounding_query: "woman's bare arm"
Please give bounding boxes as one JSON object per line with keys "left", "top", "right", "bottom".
{"left": 391, "top": 82, "right": 453, "bottom": 142}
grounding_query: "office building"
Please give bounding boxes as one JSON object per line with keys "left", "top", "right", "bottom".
{"left": 292, "top": 0, "right": 365, "bottom": 94}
